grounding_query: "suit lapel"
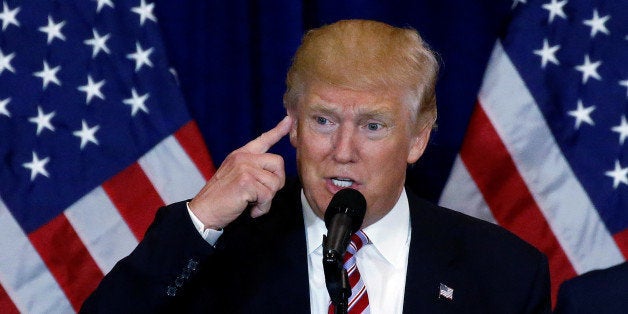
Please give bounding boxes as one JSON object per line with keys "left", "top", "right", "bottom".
{"left": 249, "top": 216, "right": 311, "bottom": 312}
{"left": 246, "top": 180, "right": 311, "bottom": 312}
{"left": 403, "top": 190, "right": 467, "bottom": 313}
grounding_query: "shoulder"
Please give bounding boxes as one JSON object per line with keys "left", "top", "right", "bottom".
{"left": 407, "top": 189, "right": 542, "bottom": 262}
{"left": 562, "top": 261, "right": 628, "bottom": 287}
{"left": 405, "top": 189, "right": 551, "bottom": 312}
{"left": 555, "top": 262, "right": 628, "bottom": 313}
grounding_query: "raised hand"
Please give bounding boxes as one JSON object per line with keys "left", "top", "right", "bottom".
{"left": 188, "top": 116, "right": 293, "bottom": 229}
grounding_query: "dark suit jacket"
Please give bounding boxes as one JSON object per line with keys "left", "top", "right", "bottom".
{"left": 81, "top": 180, "right": 550, "bottom": 313}
{"left": 554, "top": 262, "right": 628, "bottom": 314}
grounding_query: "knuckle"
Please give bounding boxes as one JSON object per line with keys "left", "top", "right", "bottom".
{"left": 237, "top": 173, "right": 254, "bottom": 188}
{"left": 230, "top": 151, "right": 247, "bottom": 162}
{"left": 276, "top": 155, "right": 285, "bottom": 168}
{"left": 258, "top": 132, "right": 269, "bottom": 142}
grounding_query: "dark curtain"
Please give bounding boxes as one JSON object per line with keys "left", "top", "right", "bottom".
{"left": 153, "top": 0, "right": 513, "bottom": 202}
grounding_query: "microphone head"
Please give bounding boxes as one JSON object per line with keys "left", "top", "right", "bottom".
{"left": 324, "top": 188, "right": 367, "bottom": 232}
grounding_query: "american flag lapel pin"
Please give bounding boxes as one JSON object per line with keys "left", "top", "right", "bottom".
{"left": 438, "top": 283, "right": 454, "bottom": 301}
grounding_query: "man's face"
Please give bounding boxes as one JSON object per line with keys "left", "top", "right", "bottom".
{"left": 289, "top": 81, "right": 431, "bottom": 227}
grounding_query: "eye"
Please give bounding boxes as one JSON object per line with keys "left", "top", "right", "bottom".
{"left": 316, "top": 116, "right": 329, "bottom": 125}
{"left": 367, "top": 122, "right": 382, "bottom": 131}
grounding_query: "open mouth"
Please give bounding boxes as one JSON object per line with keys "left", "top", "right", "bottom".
{"left": 331, "top": 178, "right": 354, "bottom": 188}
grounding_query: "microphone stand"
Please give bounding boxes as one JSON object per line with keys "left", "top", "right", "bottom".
{"left": 323, "top": 235, "right": 350, "bottom": 314}
{"left": 321, "top": 189, "right": 367, "bottom": 314}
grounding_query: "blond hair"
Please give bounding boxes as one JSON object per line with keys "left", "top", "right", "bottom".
{"left": 283, "top": 19, "right": 439, "bottom": 130}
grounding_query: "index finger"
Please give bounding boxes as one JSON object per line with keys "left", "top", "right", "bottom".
{"left": 240, "top": 115, "right": 293, "bottom": 153}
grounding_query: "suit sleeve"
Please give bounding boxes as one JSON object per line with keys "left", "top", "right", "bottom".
{"left": 80, "top": 201, "right": 217, "bottom": 313}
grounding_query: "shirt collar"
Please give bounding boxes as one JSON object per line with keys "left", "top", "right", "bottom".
{"left": 302, "top": 190, "right": 327, "bottom": 255}
{"left": 302, "top": 188, "right": 411, "bottom": 269}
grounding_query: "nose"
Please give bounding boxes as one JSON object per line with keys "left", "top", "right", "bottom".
{"left": 332, "top": 124, "right": 358, "bottom": 163}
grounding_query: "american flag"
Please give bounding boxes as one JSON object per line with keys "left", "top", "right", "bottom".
{"left": 0, "top": 0, "right": 214, "bottom": 312}
{"left": 438, "top": 283, "right": 453, "bottom": 301}
{"left": 440, "top": 0, "right": 627, "bottom": 305}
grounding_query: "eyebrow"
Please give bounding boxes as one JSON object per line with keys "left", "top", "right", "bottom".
{"left": 357, "top": 108, "right": 394, "bottom": 122}
{"left": 308, "top": 103, "right": 338, "bottom": 116}
{"left": 308, "top": 103, "right": 395, "bottom": 121}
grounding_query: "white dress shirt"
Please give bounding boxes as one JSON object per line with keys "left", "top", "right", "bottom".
{"left": 187, "top": 203, "right": 224, "bottom": 245}
{"left": 188, "top": 188, "right": 412, "bottom": 313}
{"left": 302, "top": 189, "right": 411, "bottom": 314}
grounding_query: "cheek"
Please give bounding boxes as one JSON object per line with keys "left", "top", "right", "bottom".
{"left": 296, "top": 130, "right": 329, "bottom": 185}
{"left": 363, "top": 147, "right": 408, "bottom": 209}
{"left": 365, "top": 141, "right": 410, "bottom": 182}
{"left": 298, "top": 128, "right": 332, "bottom": 158}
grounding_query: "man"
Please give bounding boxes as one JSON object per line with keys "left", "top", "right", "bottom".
{"left": 554, "top": 261, "right": 628, "bottom": 313}
{"left": 82, "top": 19, "right": 550, "bottom": 313}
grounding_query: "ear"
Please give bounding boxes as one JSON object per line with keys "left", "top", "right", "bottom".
{"left": 287, "top": 110, "right": 298, "bottom": 147}
{"left": 407, "top": 125, "right": 432, "bottom": 164}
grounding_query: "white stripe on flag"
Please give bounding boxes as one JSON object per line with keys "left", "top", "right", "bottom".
{"left": 139, "top": 136, "right": 206, "bottom": 205}
{"left": 0, "top": 197, "right": 74, "bottom": 313}
{"left": 439, "top": 156, "right": 498, "bottom": 225}
{"left": 64, "top": 187, "right": 139, "bottom": 274}
{"left": 477, "top": 41, "right": 623, "bottom": 273}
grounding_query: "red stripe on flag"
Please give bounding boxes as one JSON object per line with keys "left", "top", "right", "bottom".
{"left": 175, "top": 121, "right": 216, "bottom": 180}
{"left": 0, "top": 284, "right": 19, "bottom": 314}
{"left": 28, "top": 214, "right": 103, "bottom": 311}
{"left": 103, "top": 163, "right": 165, "bottom": 240}
{"left": 460, "top": 103, "right": 577, "bottom": 305}
{"left": 613, "top": 229, "right": 628, "bottom": 259}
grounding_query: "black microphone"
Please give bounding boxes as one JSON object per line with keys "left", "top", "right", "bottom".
{"left": 322, "top": 188, "right": 367, "bottom": 314}
{"left": 323, "top": 188, "right": 367, "bottom": 257}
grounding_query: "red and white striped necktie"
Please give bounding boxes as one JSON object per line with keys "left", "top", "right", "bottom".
{"left": 328, "top": 230, "right": 370, "bottom": 314}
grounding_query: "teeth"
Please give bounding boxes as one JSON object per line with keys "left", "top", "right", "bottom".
{"left": 332, "top": 178, "right": 353, "bottom": 188}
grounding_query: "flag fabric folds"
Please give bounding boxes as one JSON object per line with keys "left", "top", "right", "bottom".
{"left": 1, "top": 0, "right": 627, "bottom": 312}
{"left": 0, "top": 0, "right": 214, "bottom": 312}
{"left": 440, "top": 0, "right": 627, "bottom": 304}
